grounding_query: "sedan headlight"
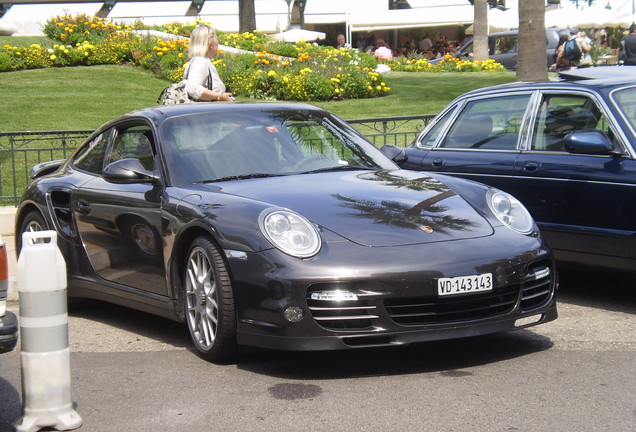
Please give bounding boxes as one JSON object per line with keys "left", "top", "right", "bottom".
{"left": 259, "top": 209, "right": 321, "bottom": 258}
{"left": 486, "top": 189, "right": 534, "bottom": 235}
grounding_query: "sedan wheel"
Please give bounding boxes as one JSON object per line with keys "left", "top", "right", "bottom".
{"left": 184, "top": 236, "right": 236, "bottom": 361}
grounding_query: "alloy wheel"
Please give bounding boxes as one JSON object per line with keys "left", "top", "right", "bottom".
{"left": 185, "top": 245, "right": 219, "bottom": 350}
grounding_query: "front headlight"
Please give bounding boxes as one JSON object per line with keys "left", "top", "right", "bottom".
{"left": 486, "top": 189, "right": 535, "bottom": 235}
{"left": 259, "top": 209, "right": 321, "bottom": 258}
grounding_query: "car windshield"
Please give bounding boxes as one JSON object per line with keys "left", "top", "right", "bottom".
{"left": 160, "top": 109, "right": 396, "bottom": 185}
{"left": 613, "top": 87, "right": 636, "bottom": 134}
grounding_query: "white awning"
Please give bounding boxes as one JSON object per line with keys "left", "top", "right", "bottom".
{"left": 350, "top": 5, "right": 475, "bottom": 32}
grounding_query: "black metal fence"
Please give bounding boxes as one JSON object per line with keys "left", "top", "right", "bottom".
{"left": 0, "top": 114, "right": 434, "bottom": 206}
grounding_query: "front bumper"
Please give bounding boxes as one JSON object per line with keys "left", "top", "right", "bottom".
{"left": 238, "top": 306, "right": 558, "bottom": 351}
{"left": 0, "top": 310, "right": 18, "bottom": 353}
{"left": 229, "top": 230, "right": 558, "bottom": 351}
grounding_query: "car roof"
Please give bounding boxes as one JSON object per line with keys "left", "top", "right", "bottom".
{"left": 478, "top": 27, "right": 566, "bottom": 38}
{"left": 557, "top": 67, "right": 636, "bottom": 82}
{"left": 458, "top": 66, "right": 635, "bottom": 98}
{"left": 119, "top": 101, "right": 327, "bottom": 126}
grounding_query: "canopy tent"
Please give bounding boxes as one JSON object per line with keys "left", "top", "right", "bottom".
{"left": 612, "top": 12, "right": 636, "bottom": 28}
{"left": 464, "top": 6, "right": 519, "bottom": 34}
{"left": 349, "top": 4, "right": 475, "bottom": 32}
{"left": 545, "top": 5, "right": 624, "bottom": 29}
{"left": 270, "top": 27, "right": 326, "bottom": 42}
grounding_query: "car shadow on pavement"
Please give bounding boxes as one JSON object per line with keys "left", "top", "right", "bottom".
{"left": 0, "top": 377, "right": 21, "bottom": 432}
{"left": 556, "top": 269, "right": 636, "bottom": 314}
{"left": 236, "top": 330, "right": 554, "bottom": 380}
{"left": 68, "top": 300, "right": 190, "bottom": 349}
{"left": 65, "top": 300, "right": 555, "bottom": 378}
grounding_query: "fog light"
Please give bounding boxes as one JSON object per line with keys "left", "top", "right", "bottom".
{"left": 515, "top": 314, "right": 542, "bottom": 328}
{"left": 283, "top": 306, "right": 304, "bottom": 322}
{"left": 309, "top": 290, "right": 358, "bottom": 301}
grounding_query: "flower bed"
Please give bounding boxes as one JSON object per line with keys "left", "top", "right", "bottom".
{"left": 0, "top": 15, "right": 505, "bottom": 102}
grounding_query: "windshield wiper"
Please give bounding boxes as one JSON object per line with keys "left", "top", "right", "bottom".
{"left": 194, "top": 173, "right": 286, "bottom": 184}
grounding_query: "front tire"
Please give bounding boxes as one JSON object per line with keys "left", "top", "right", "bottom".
{"left": 17, "top": 210, "right": 47, "bottom": 254}
{"left": 184, "top": 236, "right": 237, "bottom": 361}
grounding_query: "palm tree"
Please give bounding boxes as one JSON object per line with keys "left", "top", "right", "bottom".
{"left": 473, "top": 0, "right": 489, "bottom": 61}
{"left": 238, "top": 0, "right": 256, "bottom": 33}
{"left": 517, "top": 0, "right": 548, "bottom": 81}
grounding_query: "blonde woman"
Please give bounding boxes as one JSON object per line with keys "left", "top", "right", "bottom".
{"left": 185, "top": 25, "right": 233, "bottom": 102}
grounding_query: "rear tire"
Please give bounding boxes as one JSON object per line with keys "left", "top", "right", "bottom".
{"left": 183, "top": 236, "right": 237, "bottom": 361}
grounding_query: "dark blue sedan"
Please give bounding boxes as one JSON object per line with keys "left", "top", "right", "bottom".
{"left": 383, "top": 67, "right": 636, "bottom": 273}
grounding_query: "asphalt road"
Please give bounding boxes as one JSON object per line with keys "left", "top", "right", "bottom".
{"left": 0, "top": 270, "right": 634, "bottom": 432}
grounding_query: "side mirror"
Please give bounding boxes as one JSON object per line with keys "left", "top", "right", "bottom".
{"left": 564, "top": 131, "right": 617, "bottom": 155}
{"left": 380, "top": 145, "right": 408, "bottom": 164}
{"left": 103, "top": 158, "right": 159, "bottom": 184}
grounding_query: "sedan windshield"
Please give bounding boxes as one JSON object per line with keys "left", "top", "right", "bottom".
{"left": 613, "top": 87, "right": 636, "bottom": 134}
{"left": 161, "top": 109, "right": 396, "bottom": 185}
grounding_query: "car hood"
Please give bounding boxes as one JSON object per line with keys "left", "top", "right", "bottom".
{"left": 198, "top": 170, "right": 494, "bottom": 247}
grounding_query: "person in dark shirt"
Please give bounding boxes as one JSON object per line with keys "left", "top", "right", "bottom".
{"left": 623, "top": 24, "right": 636, "bottom": 65}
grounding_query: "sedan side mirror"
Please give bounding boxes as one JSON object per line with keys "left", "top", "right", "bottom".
{"left": 564, "top": 131, "right": 617, "bottom": 155}
{"left": 103, "top": 158, "right": 159, "bottom": 184}
{"left": 380, "top": 145, "right": 408, "bottom": 164}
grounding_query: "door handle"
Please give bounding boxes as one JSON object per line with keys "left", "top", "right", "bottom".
{"left": 431, "top": 158, "right": 445, "bottom": 168}
{"left": 76, "top": 200, "right": 91, "bottom": 214}
{"left": 523, "top": 162, "right": 540, "bottom": 172}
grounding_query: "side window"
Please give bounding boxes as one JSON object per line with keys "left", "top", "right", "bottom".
{"left": 494, "top": 36, "right": 517, "bottom": 54}
{"left": 531, "top": 95, "right": 610, "bottom": 152}
{"left": 73, "top": 130, "right": 110, "bottom": 174}
{"left": 418, "top": 108, "right": 455, "bottom": 147}
{"left": 106, "top": 125, "right": 155, "bottom": 171}
{"left": 440, "top": 94, "right": 531, "bottom": 150}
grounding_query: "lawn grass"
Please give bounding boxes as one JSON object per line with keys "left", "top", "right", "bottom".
{"left": 0, "top": 35, "right": 52, "bottom": 47}
{"left": 2, "top": 66, "right": 516, "bottom": 131}
{"left": 2, "top": 65, "right": 171, "bottom": 131}
{"left": 1, "top": 34, "right": 517, "bottom": 129}
{"left": 314, "top": 71, "right": 515, "bottom": 119}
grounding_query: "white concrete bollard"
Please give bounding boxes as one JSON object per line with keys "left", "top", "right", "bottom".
{"left": 15, "top": 231, "right": 82, "bottom": 432}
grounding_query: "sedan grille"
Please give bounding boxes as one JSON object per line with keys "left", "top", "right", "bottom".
{"left": 385, "top": 261, "right": 554, "bottom": 326}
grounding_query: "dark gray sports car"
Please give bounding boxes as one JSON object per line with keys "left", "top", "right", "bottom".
{"left": 16, "top": 102, "right": 557, "bottom": 361}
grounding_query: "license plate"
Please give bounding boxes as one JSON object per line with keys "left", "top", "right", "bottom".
{"left": 438, "top": 273, "right": 493, "bottom": 296}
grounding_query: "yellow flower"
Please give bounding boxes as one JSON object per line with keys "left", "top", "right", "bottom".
{"left": 50, "top": 55, "right": 56, "bottom": 60}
